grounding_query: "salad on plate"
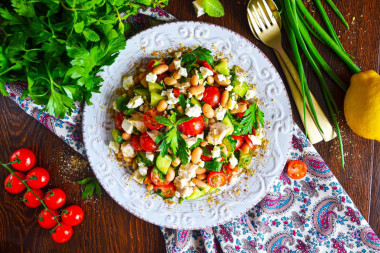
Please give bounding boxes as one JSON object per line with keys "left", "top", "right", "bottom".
{"left": 108, "top": 47, "right": 265, "bottom": 203}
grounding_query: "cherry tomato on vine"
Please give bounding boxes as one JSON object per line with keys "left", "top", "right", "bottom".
{"left": 25, "top": 167, "right": 50, "bottom": 189}
{"left": 286, "top": 160, "right": 307, "bottom": 180}
{"left": 114, "top": 112, "right": 126, "bottom": 131}
{"left": 61, "top": 205, "right": 84, "bottom": 226}
{"left": 38, "top": 208, "right": 59, "bottom": 229}
{"left": 4, "top": 172, "right": 26, "bottom": 194}
{"left": 44, "top": 188, "right": 66, "bottom": 209}
{"left": 178, "top": 115, "right": 204, "bottom": 136}
{"left": 207, "top": 171, "right": 228, "bottom": 188}
{"left": 10, "top": 148, "right": 36, "bottom": 172}
{"left": 203, "top": 86, "right": 221, "bottom": 107}
{"left": 140, "top": 132, "right": 157, "bottom": 152}
{"left": 23, "top": 189, "right": 44, "bottom": 208}
{"left": 131, "top": 135, "right": 144, "bottom": 152}
{"left": 231, "top": 135, "right": 244, "bottom": 151}
{"left": 235, "top": 100, "right": 250, "bottom": 118}
{"left": 153, "top": 183, "right": 176, "bottom": 198}
{"left": 51, "top": 222, "right": 73, "bottom": 243}
{"left": 143, "top": 108, "right": 164, "bottom": 130}
{"left": 150, "top": 169, "right": 170, "bottom": 187}
{"left": 147, "top": 59, "right": 166, "bottom": 72}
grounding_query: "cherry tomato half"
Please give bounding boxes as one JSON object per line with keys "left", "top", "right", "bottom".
{"left": 243, "top": 135, "right": 258, "bottom": 151}
{"left": 140, "top": 132, "right": 157, "bottom": 152}
{"left": 38, "top": 209, "right": 59, "bottom": 229}
{"left": 154, "top": 183, "right": 176, "bottom": 198}
{"left": 286, "top": 160, "right": 307, "bottom": 180}
{"left": 4, "top": 172, "right": 26, "bottom": 194}
{"left": 131, "top": 135, "right": 144, "bottom": 152}
{"left": 23, "top": 189, "right": 44, "bottom": 208}
{"left": 25, "top": 167, "right": 50, "bottom": 189}
{"left": 207, "top": 171, "right": 228, "bottom": 188}
{"left": 203, "top": 86, "right": 221, "bottom": 107}
{"left": 44, "top": 188, "right": 66, "bottom": 210}
{"left": 51, "top": 222, "right": 73, "bottom": 243}
{"left": 201, "top": 146, "right": 212, "bottom": 161}
{"left": 178, "top": 115, "right": 205, "bottom": 136}
{"left": 147, "top": 59, "right": 166, "bottom": 72}
{"left": 61, "top": 205, "right": 84, "bottom": 226}
{"left": 10, "top": 148, "right": 36, "bottom": 172}
{"left": 150, "top": 169, "right": 170, "bottom": 187}
{"left": 114, "top": 112, "right": 126, "bottom": 131}
{"left": 235, "top": 100, "right": 250, "bottom": 118}
{"left": 231, "top": 135, "right": 244, "bottom": 151}
{"left": 143, "top": 108, "right": 164, "bottom": 130}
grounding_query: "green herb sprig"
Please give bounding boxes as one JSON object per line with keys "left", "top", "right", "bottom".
{"left": 77, "top": 177, "right": 102, "bottom": 199}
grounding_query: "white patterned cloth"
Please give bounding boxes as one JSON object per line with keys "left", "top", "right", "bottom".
{"left": 4, "top": 7, "right": 379, "bottom": 253}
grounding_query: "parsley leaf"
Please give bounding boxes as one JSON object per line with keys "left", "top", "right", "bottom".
{"left": 182, "top": 47, "right": 214, "bottom": 67}
{"left": 77, "top": 177, "right": 102, "bottom": 199}
{"left": 177, "top": 116, "right": 193, "bottom": 125}
{"left": 190, "top": 138, "right": 203, "bottom": 150}
{"left": 177, "top": 133, "right": 190, "bottom": 165}
{"left": 155, "top": 116, "right": 174, "bottom": 126}
{"left": 204, "top": 161, "right": 223, "bottom": 171}
{"left": 137, "top": 152, "right": 153, "bottom": 166}
{"left": 203, "top": 0, "right": 225, "bottom": 18}
{"left": 239, "top": 102, "right": 265, "bottom": 135}
{"left": 178, "top": 94, "right": 187, "bottom": 110}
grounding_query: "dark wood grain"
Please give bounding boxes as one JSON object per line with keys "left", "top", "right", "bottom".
{"left": 0, "top": 0, "right": 379, "bottom": 252}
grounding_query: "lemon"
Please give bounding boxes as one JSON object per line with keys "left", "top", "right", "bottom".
{"left": 344, "top": 70, "right": 380, "bottom": 141}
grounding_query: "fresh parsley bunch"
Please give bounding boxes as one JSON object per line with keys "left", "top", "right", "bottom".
{"left": 0, "top": 0, "right": 168, "bottom": 118}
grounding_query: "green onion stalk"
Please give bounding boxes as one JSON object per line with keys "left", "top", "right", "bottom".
{"left": 274, "top": 0, "right": 362, "bottom": 169}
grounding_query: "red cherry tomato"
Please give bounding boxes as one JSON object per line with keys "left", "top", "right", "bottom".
{"left": 286, "top": 160, "right": 307, "bottom": 180}
{"left": 201, "top": 146, "right": 212, "bottom": 161}
{"left": 153, "top": 183, "right": 176, "bottom": 198}
{"left": 114, "top": 112, "right": 126, "bottom": 131}
{"left": 203, "top": 86, "right": 221, "bottom": 107}
{"left": 207, "top": 171, "right": 228, "bottom": 188}
{"left": 222, "top": 163, "right": 233, "bottom": 176}
{"left": 173, "top": 88, "right": 181, "bottom": 98}
{"left": 23, "top": 189, "right": 44, "bottom": 208}
{"left": 51, "top": 222, "right": 73, "bottom": 243}
{"left": 231, "top": 135, "right": 244, "bottom": 151}
{"left": 131, "top": 134, "right": 144, "bottom": 152}
{"left": 150, "top": 169, "right": 170, "bottom": 187}
{"left": 243, "top": 135, "right": 258, "bottom": 151}
{"left": 4, "top": 172, "right": 26, "bottom": 194}
{"left": 199, "top": 60, "right": 214, "bottom": 72}
{"left": 178, "top": 115, "right": 205, "bottom": 136}
{"left": 143, "top": 108, "right": 164, "bottom": 130}
{"left": 140, "top": 132, "right": 157, "bottom": 152}
{"left": 25, "top": 167, "right": 50, "bottom": 189}
{"left": 147, "top": 59, "right": 166, "bottom": 72}
{"left": 61, "top": 205, "right": 84, "bottom": 226}
{"left": 44, "top": 188, "right": 66, "bottom": 209}
{"left": 38, "top": 209, "right": 59, "bottom": 229}
{"left": 10, "top": 148, "right": 36, "bottom": 172}
{"left": 235, "top": 100, "right": 250, "bottom": 118}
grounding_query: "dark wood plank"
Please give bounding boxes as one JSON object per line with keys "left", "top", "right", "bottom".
{"left": 0, "top": 0, "right": 378, "bottom": 252}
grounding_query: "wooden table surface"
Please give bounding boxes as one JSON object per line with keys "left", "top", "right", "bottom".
{"left": 0, "top": 0, "right": 379, "bottom": 252}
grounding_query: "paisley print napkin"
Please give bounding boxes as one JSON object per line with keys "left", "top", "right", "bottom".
{"left": 4, "top": 7, "right": 379, "bottom": 253}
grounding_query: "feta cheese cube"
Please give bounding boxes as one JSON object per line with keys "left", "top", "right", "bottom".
{"left": 122, "top": 76, "right": 134, "bottom": 90}
{"left": 121, "top": 142, "right": 137, "bottom": 158}
{"left": 225, "top": 85, "right": 233, "bottom": 92}
{"left": 145, "top": 72, "right": 157, "bottom": 83}
{"left": 215, "top": 105, "right": 227, "bottom": 121}
{"left": 178, "top": 67, "right": 188, "bottom": 77}
{"left": 127, "top": 95, "right": 144, "bottom": 108}
{"left": 211, "top": 146, "right": 221, "bottom": 158}
{"left": 121, "top": 119, "right": 133, "bottom": 134}
{"left": 174, "top": 59, "right": 181, "bottom": 70}
{"left": 245, "top": 89, "right": 255, "bottom": 100}
{"left": 200, "top": 67, "right": 213, "bottom": 78}
{"left": 192, "top": 0, "right": 205, "bottom": 17}
{"left": 139, "top": 166, "right": 148, "bottom": 176}
{"left": 132, "top": 170, "right": 144, "bottom": 184}
{"left": 145, "top": 152, "right": 154, "bottom": 162}
{"left": 207, "top": 122, "right": 232, "bottom": 145}
{"left": 228, "top": 98, "right": 237, "bottom": 110}
{"left": 198, "top": 160, "right": 205, "bottom": 168}
{"left": 236, "top": 75, "right": 245, "bottom": 83}
{"left": 248, "top": 135, "right": 262, "bottom": 145}
{"left": 185, "top": 104, "right": 202, "bottom": 117}
{"left": 229, "top": 153, "right": 238, "bottom": 167}
{"left": 217, "top": 74, "right": 227, "bottom": 82}
{"left": 174, "top": 52, "right": 182, "bottom": 58}
{"left": 147, "top": 130, "right": 161, "bottom": 142}
{"left": 185, "top": 137, "right": 198, "bottom": 148}
{"left": 196, "top": 133, "right": 204, "bottom": 139}
{"left": 109, "top": 141, "right": 120, "bottom": 154}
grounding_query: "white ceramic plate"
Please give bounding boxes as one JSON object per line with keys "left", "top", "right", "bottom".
{"left": 83, "top": 21, "right": 292, "bottom": 229}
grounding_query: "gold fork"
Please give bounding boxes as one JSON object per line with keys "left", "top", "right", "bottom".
{"left": 247, "top": 0, "right": 336, "bottom": 143}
